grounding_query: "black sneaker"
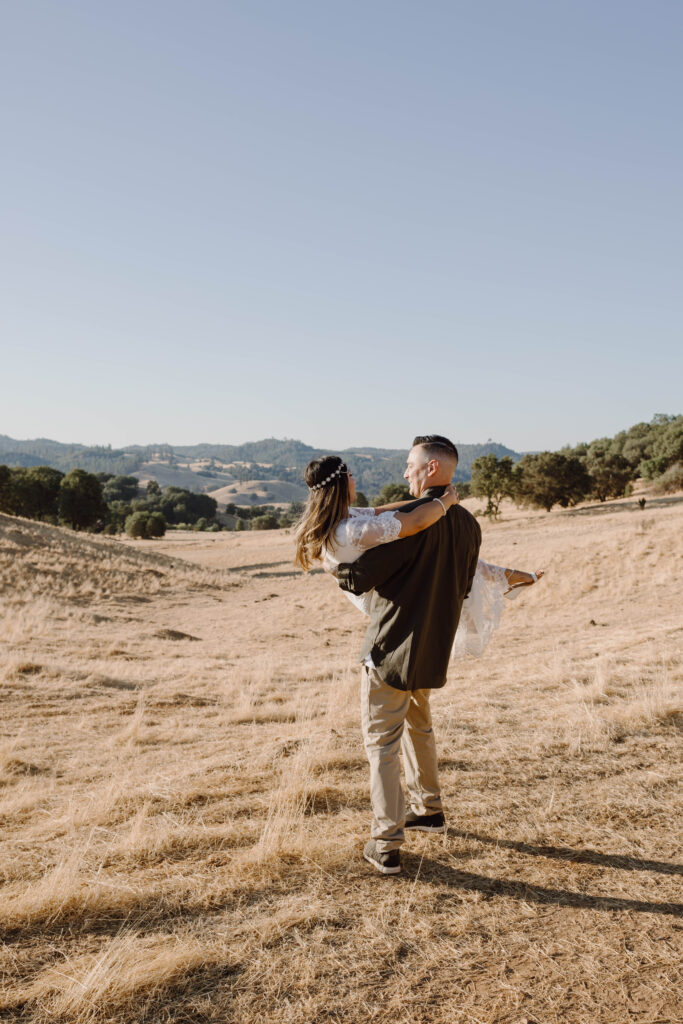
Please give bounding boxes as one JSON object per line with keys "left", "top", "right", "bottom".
{"left": 363, "top": 840, "right": 401, "bottom": 875}
{"left": 404, "top": 810, "right": 446, "bottom": 833}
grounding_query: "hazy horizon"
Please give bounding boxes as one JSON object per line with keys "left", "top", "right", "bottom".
{"left": 4, "top": 419, "right": 673, "bottom": 456}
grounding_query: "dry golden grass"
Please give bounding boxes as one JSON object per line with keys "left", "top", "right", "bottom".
{"left": 1, "top": 498, "right": 682, "bottom": 1024}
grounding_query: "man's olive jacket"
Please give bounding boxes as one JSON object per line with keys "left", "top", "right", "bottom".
{"left": 337, "top": 486, "right": 481, "bottom": 692}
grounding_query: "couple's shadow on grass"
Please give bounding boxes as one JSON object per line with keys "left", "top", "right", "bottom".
{"left": 401, "top": 829, "right": 683, "bottom": 917}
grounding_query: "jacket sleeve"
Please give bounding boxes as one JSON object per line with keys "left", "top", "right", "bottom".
{"left": 465, "top": 519, "right": 482, "bottom": 598}
{"left": 337, "top": 536, "right": 416, "bottom": 594}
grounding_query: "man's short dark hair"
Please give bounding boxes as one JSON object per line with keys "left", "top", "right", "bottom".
{"left": 413, "top": 434, "right": 459, "bottom": 465}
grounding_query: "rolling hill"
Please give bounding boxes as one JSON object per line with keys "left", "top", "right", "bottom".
{"left": 0, "top": 434, "right": 522, "bottom": 503}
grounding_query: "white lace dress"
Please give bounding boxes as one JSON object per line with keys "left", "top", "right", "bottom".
{"left": 324, "top": 507, "right": 511, "bottom": 660}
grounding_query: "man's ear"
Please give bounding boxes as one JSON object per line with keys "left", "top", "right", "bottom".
{"left": 425, "top": 459, "right": 438, "bottom": 479}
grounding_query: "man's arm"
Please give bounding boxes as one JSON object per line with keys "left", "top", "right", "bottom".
{"left": 374, "top": 495, "right": 432, "bottom": 513}
{"left": 339, "top": 504, "right": 479, "bottom": 596}
{"left": 337, "top": 533, "right": 418, "bottom": 594}
{"left": 372, "top": 498, "right": 421, "bottom": 512}
{"left": 336, "top": 495, "right": 435, "bottom": 592}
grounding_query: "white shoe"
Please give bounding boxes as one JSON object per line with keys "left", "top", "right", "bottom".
{"left": 504, "top": 571, "right": 540, "bottom": 600}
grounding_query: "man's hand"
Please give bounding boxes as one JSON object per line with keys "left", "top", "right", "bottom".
{"left": 442, "top": 483, "right": 459, "bottom": 509}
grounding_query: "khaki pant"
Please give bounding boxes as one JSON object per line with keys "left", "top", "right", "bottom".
{"left": 360, "top": 664, "right": 443, "bottom": 852}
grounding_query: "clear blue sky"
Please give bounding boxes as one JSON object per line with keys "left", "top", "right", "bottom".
{"left": 1, "top": 1, "right": 681, "bottom": 452}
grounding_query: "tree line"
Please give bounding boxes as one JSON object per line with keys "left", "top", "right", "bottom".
{"left": 0, "top": 468, "right": 219, "bottom": 538}
{"left": 470, "top": 414, "right": 683, "bottom": 517}
{"left": 0, "top": 467, "right": 312, "bottom": 537}
{"left": 2, "top": 415, "right": 680, "bottom": 534}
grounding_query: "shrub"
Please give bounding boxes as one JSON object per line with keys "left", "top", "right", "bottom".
{"left": 125, "top": 512, "right": 150, "bottom": 538}
{"left": 250, "top": 514, "right": 280, "bottom": 530}
{"left": 146, "top": 512, "right": 166, "bottom": 537}
{"left": 651, "top": 462, "right": 683, "bottom": 494}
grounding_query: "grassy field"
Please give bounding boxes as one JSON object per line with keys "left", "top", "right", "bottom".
{"left": 1, "top": 497, "right": 681, "bottom": 1023}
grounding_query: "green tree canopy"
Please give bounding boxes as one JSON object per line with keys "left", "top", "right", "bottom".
{"left": 0, "top": 465, "right": 11, "bottom": 511}
{"left": 160, "top": 487, "right": 217, "bottom": 525}
{"left": 604, "top": 414, "right": 683, "bottom": 479}
{"left": 640, "top": 416, "right": 683, "bottom": 479}
{"left": 29, "top": 466, "right": 66, "bottom": 518}
{"left": 516, "top": 452, "right": 590, "bottom": 511}
{"left": 371, "top": 483, "right": 411, "bottom": 507}
{"left": 470, "top": 455, "right": 517, "bottom": 519}
{"left": 105, "top": 500, "right": 132, "bottom": 532}
{"left": 585, "top": 442, "right": 633, "bottom": 501}
{"left": 58, "top": 470, "right": 105, "bottom": 530}
{"left": 102, "top": 475, "right": 140, "bottom": 503}
{"left": 2, "top": 466, "right": 64, "bottom": 520}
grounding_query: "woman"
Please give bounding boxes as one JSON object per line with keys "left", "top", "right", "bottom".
{"left": 294, "top": 455, "right": 542, "bottom": 659}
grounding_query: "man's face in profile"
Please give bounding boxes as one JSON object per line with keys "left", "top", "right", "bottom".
{"left": 404, "top": 446, "right": 431, "bottom": 497}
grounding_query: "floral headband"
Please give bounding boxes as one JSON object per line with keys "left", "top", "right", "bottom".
{"left": 309, "top": 462, "right": 347, "bottom": 491}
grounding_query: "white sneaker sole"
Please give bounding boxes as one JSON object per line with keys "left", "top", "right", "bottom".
{"left": 405, "top": 822, "right": 447, "bottom": 834}
{"left": 363, "top": 851, "right": 401, "bottom": 875}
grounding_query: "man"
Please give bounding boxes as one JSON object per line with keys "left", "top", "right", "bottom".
{"left": 336, "top": 435, "right": 481, "bottom": 875}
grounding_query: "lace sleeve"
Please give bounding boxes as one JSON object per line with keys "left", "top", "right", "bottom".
{"left": 344, "top": 510, "right": 402, "bottom": 549}
{"left": 348, "top": 507, "right": 376, "bottom": 519}
{"left": 476, "top": 559, "right": 508, "bottom": 587}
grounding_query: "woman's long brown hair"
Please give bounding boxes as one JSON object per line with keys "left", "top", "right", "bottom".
{"left": 294, "top": 456, "right": 351, "bottom": 571}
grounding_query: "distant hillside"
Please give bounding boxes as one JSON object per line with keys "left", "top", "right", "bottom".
{"left": 0, "top": 436, "right": 141, "bottom": 475}
{"left": 0, "top": 434, "right": 522, "bottom": 505}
